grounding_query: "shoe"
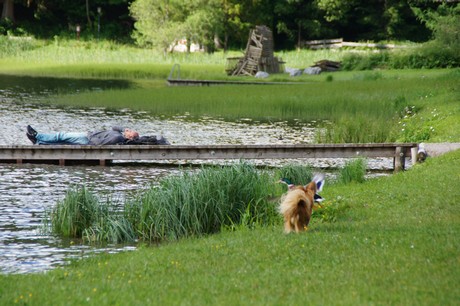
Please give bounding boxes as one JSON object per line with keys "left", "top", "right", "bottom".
{"left": 26, "top": 132, "right": 37, "bottom": 144}
{"left": 27, "top": 125, "right": 37, "bottom": 137}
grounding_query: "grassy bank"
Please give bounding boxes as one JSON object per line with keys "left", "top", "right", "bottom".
{"left": 0, "top": 38, "right": 343, "bottom": 66}
{"left": 1, "top": 150, "right": 459, "bottom": 305}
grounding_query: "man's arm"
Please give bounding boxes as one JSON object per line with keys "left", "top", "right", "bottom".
{"left": 112, "top": 126, "right": 125, "bottom": 133}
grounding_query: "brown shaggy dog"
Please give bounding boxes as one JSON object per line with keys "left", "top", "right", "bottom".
{"left": 279, "top": 179, "right": 320, "bottom": 233}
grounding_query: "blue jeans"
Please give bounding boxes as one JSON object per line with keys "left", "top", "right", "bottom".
{"left": 36, "top": 132, "right": 90, "bottom": 145}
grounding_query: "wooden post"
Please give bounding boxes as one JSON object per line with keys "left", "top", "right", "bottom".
{"left": 59, "top": 159, "right": 65, "bottom": 166}
{"left": 16, "top": 159, "right": 23, "bottom": 164}
{"left": 99, "top": 159, "right": 106, "bottom": 166}
{"left": 394, "top": 146, "right": 405, "bottom": 172}
{"left": 411, "top": 147, "right": 418, "bottom": 166}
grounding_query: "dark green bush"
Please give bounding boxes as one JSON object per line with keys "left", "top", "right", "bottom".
{"left": 341, "top": 6, "right": 459, "bottom": 70}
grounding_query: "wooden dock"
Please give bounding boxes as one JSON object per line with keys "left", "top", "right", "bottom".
{"left": 0, "top": 143, "right": 419, "bottom": 171}
{"left": 166, "top": 79, "right": 305, "bottom": 86}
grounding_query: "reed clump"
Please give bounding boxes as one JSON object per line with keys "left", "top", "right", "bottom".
{"left": 338, "top": 158, "right": 367, "bottom": 184}
{"left": 50, "top": 186, "right": 100, "bottom": 238}
{"left": 128, "top": 164, "right": 277, "bottom": 241}
{"left": 48, "top": 186, "right": 137, "bottom": 243}
{"left": 47, "top": 164, "right": 280, "bottom": 243}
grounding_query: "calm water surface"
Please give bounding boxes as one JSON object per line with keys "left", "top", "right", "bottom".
{"left": 0, "top": 75, "right": 394, "bottom": 274}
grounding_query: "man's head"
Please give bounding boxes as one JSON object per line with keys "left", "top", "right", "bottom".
{"left": 123, "top": 129, "right": 139, "bottom": 140}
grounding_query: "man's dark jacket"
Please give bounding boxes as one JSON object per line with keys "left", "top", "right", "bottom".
{"left": 87, "top": 127, "right": 170, "bottom": 145}
{"left": 87, "top": 127, "right": 126, "bottom": 145}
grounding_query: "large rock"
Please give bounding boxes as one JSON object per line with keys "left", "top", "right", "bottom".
{"left": 255, "top": 71, "right": 270, "bottom": 78}
{"left": 304, "top": 67, "right": 322, "bottom": 75}
{"left": 285, "top": 67, "right": 303, "bottom": 77}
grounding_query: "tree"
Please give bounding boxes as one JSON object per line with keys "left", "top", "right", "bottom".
{"left": 130, "top": 0, "right": 185, "bottom": 52}
{"left": 411, "top": 2, "right": 460, "bottom": 48}
{"left": 130, "top": 0, "right": 224, "bottom": 53}
{"left": 316, "top": 0, "right": 430, "bottom": 41}
{"left": 274, "top": 0, "right": 328, "bottom": 48}
{"left": 1, "top": 0, "right": 15, "bottom": 21}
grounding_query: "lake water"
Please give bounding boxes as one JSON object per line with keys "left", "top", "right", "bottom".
{"left": 0, "top": 75, "right": 394, "bottom": 274}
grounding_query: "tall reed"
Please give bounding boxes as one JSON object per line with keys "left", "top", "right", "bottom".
{"left": 275, "top": 164, "right": 313, "bottom": 185}
{"left": 127, "top": 163, "right": 277, "bottom": 242}
{"left": 50, "top": 186, "right": 100, "bottom": 237}
{"left": 317, "top": 115, "right": 396, "bottom": 143}
{"left": 338, "top": 158, "right": 367, "bottom": 184}
{"left": 49, "top": 186, "right": 137, "bottom": 243}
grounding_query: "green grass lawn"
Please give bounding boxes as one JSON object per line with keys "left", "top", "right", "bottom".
{"left": 1, "top": 150, "right": 459, "bottom": 305}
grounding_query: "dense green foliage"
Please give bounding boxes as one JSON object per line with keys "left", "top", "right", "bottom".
{"left": 127, "top": 164, "right": 277, "bottom": 242}
{"left": 2, "top": 150, "right": 459, "bottom": 305}
{"left": 49, "top": 187, "right": 101, "bottom": 238}
{"left": 2, "top": 1, "right": 458, "bottom": 50}
{"left": 1, "top": 0, "right": 131, "bottom": 40}
{"left": 341, "top": 4, "right": 460, "bottom": 70}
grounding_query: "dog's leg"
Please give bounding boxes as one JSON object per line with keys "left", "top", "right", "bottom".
{"left": 284, "top": 218, "right": 292, "bottom": 233}
{"left": 294, "top": 219, "right": 304, "bottom": 232}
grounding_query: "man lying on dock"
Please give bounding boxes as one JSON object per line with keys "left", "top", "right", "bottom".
{"left": 26, "top": 125, "right": 170, "bottom": 145}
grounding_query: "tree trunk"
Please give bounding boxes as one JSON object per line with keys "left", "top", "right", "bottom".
{"left": 86, "top": 0, "right": 92, "bottom": 29}
{"left": 214, "top": 33, "right": 223, "bottom": 50}
{"left": 297, "top": 22, "right": 301, "bottom": 50}
{"left": 1, "top": 0, "right": 15, "bottom": 22}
